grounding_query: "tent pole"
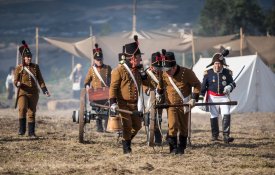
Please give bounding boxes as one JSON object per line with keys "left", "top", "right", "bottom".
{"left": 72, "top": 55, "right": 75, "bottom": 72}
{"left": 132, "top": 0, "right": 137, "bottom": 33}
{"left": 191, "top": 30, "right": 196, "bottom": 65}
{"left": 240, "top": 27, "right": 243, "bottom": 56}
{"left": 90, "top": 26, "right": 94, "bottom": 66}
{"left": 35, "top": 27, "right": 39, "bottom": 64}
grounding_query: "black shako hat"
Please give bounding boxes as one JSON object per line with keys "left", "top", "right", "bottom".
{"left": 162, "top": 50, "right": 176, "bottom": 70}
{"left": 151, "top": 51, "right": 163, "bottom": 70}
{"left": 123, "top": 35, "right": 142, "bottom": 57}
{"left": 19, "top": 40, "right": 32, "bottom": 58}
{"left": 206, "top": 49, "right": 229, "bottom": 68}
{"left": 93, "top": 43, "right": 103, "bottom": 60}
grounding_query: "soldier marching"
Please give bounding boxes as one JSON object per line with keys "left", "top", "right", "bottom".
{"left": 109, "top": 36, "right": 149, "bottom": 154}
{"left": 156, "top": 50, "right": 201, "bottom": 154}
{"left": 14, "top": 40, "right": 50, "bottom": 137}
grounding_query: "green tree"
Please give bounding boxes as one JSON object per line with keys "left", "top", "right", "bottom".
{"left": 265, "top": 2, "right": 275, "bottom": 35}
{"left": 226, "top": 0, "right": 265, "bottom": 35}
{"left": 198, "top": 0, "right": 265, "bottom": 36}
{"left": 198, "top": 0, "right": 227, "bottom": 36}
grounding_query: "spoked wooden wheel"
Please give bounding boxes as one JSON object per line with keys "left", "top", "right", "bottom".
{"left": 79, "top": 89, "right": 87, "bottom": 143}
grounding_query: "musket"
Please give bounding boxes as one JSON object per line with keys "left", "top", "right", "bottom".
{"left": 155, "top": 101, "right": 238, "bottom": 109}
{"left": 90, "top": 102, "right": 143, "bottom": 117}
{"left": 14, "top": 66, "right": 24, "bottom": 109}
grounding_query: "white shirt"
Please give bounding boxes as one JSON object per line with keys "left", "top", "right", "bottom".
{"left": 5, "top": 74, "right": 14, "bottom": 89}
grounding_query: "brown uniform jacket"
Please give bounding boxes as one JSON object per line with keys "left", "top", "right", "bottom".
{"left": 109, "top": 64, "right": 149, "bottom": 103}
{"left": 14, "top": 63, "right": 47, "bottom": 95}
{"left": 160, "top": 65, "right": 201, "bottom": 104}
{"left": 84, "top": 64, "right": 112, "bottom": 88}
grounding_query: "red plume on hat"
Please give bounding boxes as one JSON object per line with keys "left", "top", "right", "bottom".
{"left": 19, "top": 40, "right": 32, "bottom": 58}
{"left": 93, "top": 43, "right": 103, "bottom": 60}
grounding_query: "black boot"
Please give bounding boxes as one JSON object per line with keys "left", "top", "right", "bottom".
{"left": 122, "top": 140, "right": 132, "bottom": 154}
{"left": 28, "top": 122, "right": 36, "bottom": 137}
{"left": 210, "top": 118, "right": 219, "bottom": 141}
{"left": 178, "top": 135, "right": 187, "bottom": 154}
{"left": 223, "top": 115, "right": 234, "bottom": 144}
{"left": 96, "top": 118, "right": 104, "bottom": 132}
{"left": 168, "top": 136, "right": 177, "bottom": 154}
{"left": 18, "top": 118, "right": 26, "bottom": 135}
{"left": 154, "top": 129, "right": 162, "bottom": 146}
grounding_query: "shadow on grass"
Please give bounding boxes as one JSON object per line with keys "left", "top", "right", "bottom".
{"left": 79, "top": 140, "right": 96, "bottom": 144}
{"left": 0, "top": 136, "right": 47, "bottom": 142}
{"left": 189, "top": 140, "right": 274, "bottom": 149}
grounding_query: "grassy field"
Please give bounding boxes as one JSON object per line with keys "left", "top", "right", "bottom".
{"left": 0, "top": 108, "right": 274, "bottom": 175}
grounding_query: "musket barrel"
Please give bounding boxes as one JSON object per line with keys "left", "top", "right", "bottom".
{"left": 155, "top": 101, "right": 238, "bottom": 109}
{"left": 91, "top": 102, "right": 142, "bottom": 116}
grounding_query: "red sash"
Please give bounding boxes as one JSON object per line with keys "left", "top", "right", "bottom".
{"left": 207, "top": 90, "right": 225, "bottom": 96}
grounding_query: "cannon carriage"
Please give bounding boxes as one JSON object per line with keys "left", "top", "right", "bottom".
{"left": 72, "top": 87, "right": 110, "bottom": 143}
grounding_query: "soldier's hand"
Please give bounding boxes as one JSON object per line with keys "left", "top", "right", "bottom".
{"left": 155, "top": 89, "right": 163, "bottom": 103}
{"left": 16, "top": 82, "right": 21, "bottom": 87}
{"left": 110, "top": 103, "right": 118, "bottom": 113}
{"left": 188, "top": 99, "right": 196, "bottom": 107}
{"left": 223, "top": 85, "right": 232, "bottom": 95}
{"left": 45, "top": 91, "right": 51, "bottom": 97}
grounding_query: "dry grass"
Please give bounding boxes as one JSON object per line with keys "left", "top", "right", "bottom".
{"left": 0, "top": 108, "right": 274, "bottom": 175}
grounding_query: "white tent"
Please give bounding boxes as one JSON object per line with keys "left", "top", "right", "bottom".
{"left": 192, "top": 55, "right": 275, "bottom": 113}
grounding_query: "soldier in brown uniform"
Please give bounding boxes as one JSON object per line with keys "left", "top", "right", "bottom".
{"left": 84, "top": 44, "right": 112, "bottom": 132}
{"left": 144, "top": 51, "right": 165, "bottom": 145}
{"left": 157, "top": 51, "right": 201, "bottom": 154}
{"left": 14, "top": 40, "right": 50, "bottom": 137}
{"left": 109, "top": 36, "right": 148, "bottom": 154}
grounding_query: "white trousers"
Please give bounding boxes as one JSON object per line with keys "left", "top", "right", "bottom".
{"left": 208, "top": 94, "right": 230, "bottom": 119}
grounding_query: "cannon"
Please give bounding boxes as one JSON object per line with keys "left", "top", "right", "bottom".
{"left": 72, "top": 87, "right": 110, "bottom": 143}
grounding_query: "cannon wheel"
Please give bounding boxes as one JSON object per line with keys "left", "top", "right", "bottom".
{"left": 79, "top": 89, "right": 87, "bottom": 143}
{"left": 148, "top": 91, "right": 156, "bottom": 147}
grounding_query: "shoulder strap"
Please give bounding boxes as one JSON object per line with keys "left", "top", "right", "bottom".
{"left": 168, "top": 76, "right": 189, "bottom": 102}
{"left": 92, "top": 66, "right": 108, "bottom": 87}
{"left": 122, "top": 63, "right": 139, "bottom": 95}
{"left": 146, "top": 69, "right": 159, "bottom": 84}
{"left": 23, "top": 67, "right": 40, "bottom": 89}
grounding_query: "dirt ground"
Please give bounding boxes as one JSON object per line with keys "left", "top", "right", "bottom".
{"left": 0, "top": 108, "right": 274, "bottom": 175}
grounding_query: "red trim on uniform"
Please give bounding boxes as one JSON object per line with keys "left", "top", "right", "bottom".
{"left": 207, "top": 90, "right": 225, "bottom": 96}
